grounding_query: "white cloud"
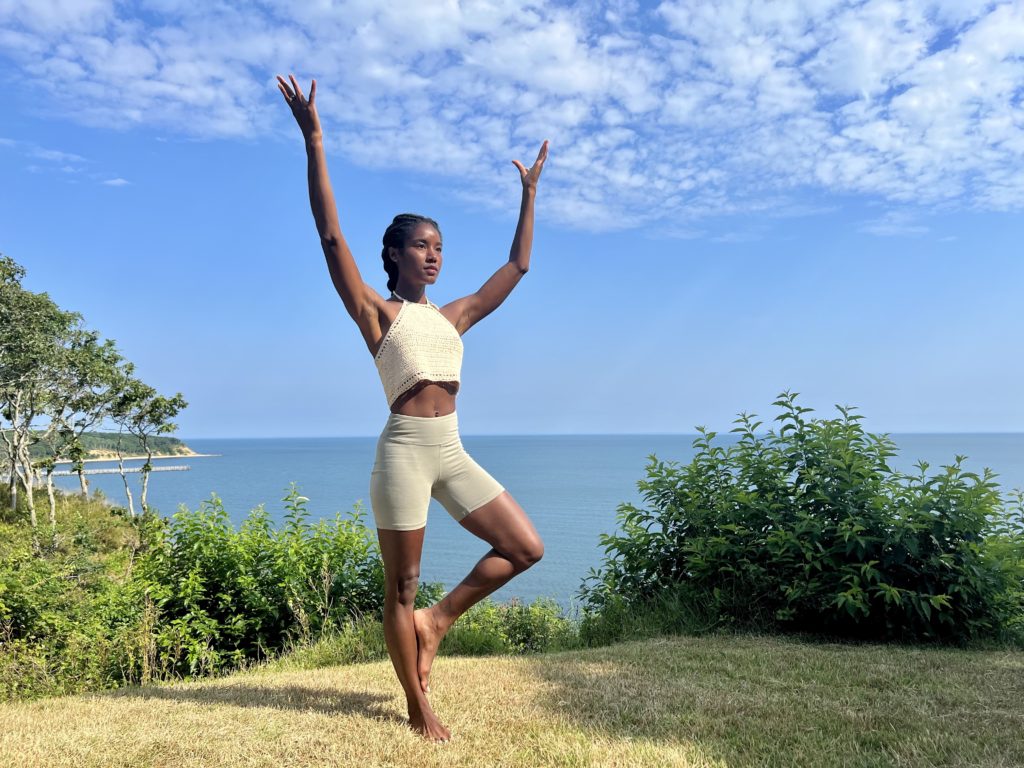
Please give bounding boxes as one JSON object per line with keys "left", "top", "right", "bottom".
{"left": 102, "top": 177, "right": 129, "bottom": 186}
{"left": 0, "top": 0, "right": 112, "bottom": 33}
{"left": 0, "top": 0, "right": 1021, "bottom": 231}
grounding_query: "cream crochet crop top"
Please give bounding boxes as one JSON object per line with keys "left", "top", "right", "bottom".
{"left": 374, "top": 294, "right": 464, "bottom": 407}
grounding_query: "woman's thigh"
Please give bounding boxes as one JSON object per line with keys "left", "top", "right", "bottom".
{"left": 377, "top": 526, "right": 426, "bottom": 583}
{"left": 376, "top": 528, "right": 423, "bottom": 606}
{"left": 432, "top": 441, "right": 505, "bottom": 524}
{"left": 370, "top": 438, "right": 436, "bottom": 532}
{"left": 457, "top": 490, "right": 544, "bottom": 563}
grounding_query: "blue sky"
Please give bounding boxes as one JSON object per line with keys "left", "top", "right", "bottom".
{"left": 1, "top": 0, "right": 1022, "bottom": 438}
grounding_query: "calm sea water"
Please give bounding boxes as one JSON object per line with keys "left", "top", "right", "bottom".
{"left": 54, "top": 433, "right": 1024, "bottom": 609}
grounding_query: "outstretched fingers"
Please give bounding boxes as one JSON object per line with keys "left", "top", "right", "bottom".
{"left": 276, "top": 74, "right": 293, "bottom": 103}
{"left": 277, "top": 73, "right": 314, "bottom": 106}
{"left": 289, "top": 74, "right": 304, "bottom": 102}
{"left": 535, "top": 139, "right": 549, "bottom": 166}
{"left": 276, "top": 73, "right": 322, "bottom": 139}
{"left": 512, "top": 139, "right": 550, "bottom": 186}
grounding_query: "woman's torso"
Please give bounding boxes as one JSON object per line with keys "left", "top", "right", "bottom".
{"left": 364, "top": 297, "right": 459, "bottom": 418}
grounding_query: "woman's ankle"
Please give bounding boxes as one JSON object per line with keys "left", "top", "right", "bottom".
{"left": 406, "top": 693, "right": 433, "bottom": 714}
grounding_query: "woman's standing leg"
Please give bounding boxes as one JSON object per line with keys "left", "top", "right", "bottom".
{"left": 414, "top": 490, "right": 544, "bottom": 693}
{"left": 377, "top": 527, "right": 451, "bottom": 742}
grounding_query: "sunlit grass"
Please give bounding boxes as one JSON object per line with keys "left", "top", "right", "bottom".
{"left": 2, "top": 632, "right": 1020, "bottom": 767}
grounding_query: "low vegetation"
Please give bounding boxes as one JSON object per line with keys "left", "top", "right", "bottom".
{"left": 0, "top": 483, "right": 572, "bottom": 702}
{"left": 581, "top": 392, "right": 1024, "bottom": 646}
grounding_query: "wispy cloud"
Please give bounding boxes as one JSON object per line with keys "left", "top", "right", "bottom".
{"left": 860, "top": 210, "right": 930, "bottom": 237}
{"left": 0, "top": 136, "right": 88, "bottom": 171}
{"left": 1, "top": 0, "right": 1021, "bottom": 232}
{"left": 102, "top": 177, "right": 129, "bottom": 186}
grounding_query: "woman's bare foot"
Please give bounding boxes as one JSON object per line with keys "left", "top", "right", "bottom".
{"left": 408, "top": 700, "right": 451, "bottom": 743}
{"left": 413, "top": 606, "right": 448, "bottom": 694}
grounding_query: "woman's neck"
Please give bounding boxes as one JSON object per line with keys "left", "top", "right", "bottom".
{"left": 392, "top": 285, "right": 427, "bottom": 303}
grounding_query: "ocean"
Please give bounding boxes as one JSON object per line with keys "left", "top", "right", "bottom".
{"left": 53, "top": 433, "right": 1024, "bottom": 610}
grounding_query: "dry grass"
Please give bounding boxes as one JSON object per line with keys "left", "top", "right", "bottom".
{"left": 2, "top": 633, "right": 1021, "bottom": 767}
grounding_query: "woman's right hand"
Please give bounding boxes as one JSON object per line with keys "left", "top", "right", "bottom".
{"left": 277, "top": 74, "right": 321, "bottom": 141}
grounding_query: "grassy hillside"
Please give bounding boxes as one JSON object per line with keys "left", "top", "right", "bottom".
{"left": 2, "top": 633, "right": 1020, "bottom": 767}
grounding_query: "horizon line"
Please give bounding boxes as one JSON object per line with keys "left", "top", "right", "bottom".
{"left": 176, "top": 430, "right": 1024, "bottom": 440}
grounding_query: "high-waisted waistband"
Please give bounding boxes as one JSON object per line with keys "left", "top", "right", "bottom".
{"left": 379, "top": 410, "right": 459, "bottom": 445}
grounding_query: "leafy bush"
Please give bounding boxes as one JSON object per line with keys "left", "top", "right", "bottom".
{"left": 2, "top": 482, "right": 578, "bottom": 701}
{"left": 129, "top": 485, "right": 388, "bottom": 679}
{"left": 0, "top": 497, "right": 138, "bottom": 700}
{"left": 581, "top": 392, "right": 1024, "bottom": 643}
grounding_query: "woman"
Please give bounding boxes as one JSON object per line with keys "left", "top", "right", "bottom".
{"left": 277, "top": 75, "right": 548, "bottom": 743}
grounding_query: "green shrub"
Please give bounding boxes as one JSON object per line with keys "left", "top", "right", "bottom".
{"left": 0, "top": 505, "right": 139, "bottom": 700}
{"left": 130, "top": 485, "right": 389, "bottom": 679}
{"left": 581, "top": 392, "right": 1024, "bottom": 644}
{"left": 2, "top": 483, "right": 529, "bottom": 701}
{"left": 441, "top": 597, "right": 578, "bottom": 655}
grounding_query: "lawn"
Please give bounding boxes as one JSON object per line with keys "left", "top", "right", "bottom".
{"left": 1, "top": 633, "right": 1020, "bottom": 767}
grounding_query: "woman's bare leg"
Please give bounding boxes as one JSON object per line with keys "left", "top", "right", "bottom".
{"left": 377, "top": 527, "right": 450, "bottom": 742}
{"left": 414, "top": 490, "right": 544, "bottom": 693}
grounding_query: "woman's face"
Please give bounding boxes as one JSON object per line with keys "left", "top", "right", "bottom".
{"left": 393, "top": 222, "right": 442, "bottom": 284}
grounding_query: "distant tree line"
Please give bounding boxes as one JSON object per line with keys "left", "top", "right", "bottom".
{"left": 0, "top": 431, "right": 192, "bottom": 462}
{"left": 1, "top": 253, "right": 187, "bottom": 550}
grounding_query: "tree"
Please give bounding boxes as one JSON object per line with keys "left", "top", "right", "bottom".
{"left": 110, "top": 373, "right": 187, "bottom": 516}
{"left": 107, "top": 362, "right": 139, "bottom": 518}
{"left": 2, "top": 253, "right": 190, "bottom": 543}
{"left": 0, "top": 254, "right": 27, "bottom": 507}
{"left": 56, "top": 332, "right": 125, "bottom": 495}
{"left": 0, "top": 255, "right": 80, "bottom": 548}
{"left": 34, "top": 328, "right": 125, "bottom": 546}
{"left": 36, "top": 423, "right": 73, "bottom": 546}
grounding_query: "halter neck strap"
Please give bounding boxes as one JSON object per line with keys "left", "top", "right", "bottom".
{"left": 391, "top": 289, "right": 434, "bottom": 308}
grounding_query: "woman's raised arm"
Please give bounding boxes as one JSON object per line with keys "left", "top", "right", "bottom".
{"left": 445, "top": 140, "right": 549, "bottom": 335}
{"left": 277, "top": 75, "right": 374, "bottom": 320}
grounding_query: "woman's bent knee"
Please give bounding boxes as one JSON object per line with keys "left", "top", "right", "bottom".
{"left": 511, "top": 538, "right": 544, "bottom": 572}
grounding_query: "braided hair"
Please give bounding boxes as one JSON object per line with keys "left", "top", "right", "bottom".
{"left": 381, "top": 213, "right": 442, "bottom": 293}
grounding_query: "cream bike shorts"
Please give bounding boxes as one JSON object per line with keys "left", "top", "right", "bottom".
{"left": 369, "top": 411, "right": 505, "bottom": 531}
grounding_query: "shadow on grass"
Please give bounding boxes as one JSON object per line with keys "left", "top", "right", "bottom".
{"left": 104, "top": 682, "right": 404, "bottom": 724}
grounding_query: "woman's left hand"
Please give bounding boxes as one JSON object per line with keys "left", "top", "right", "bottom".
{"left": 512, "top": 140, "right": 549, "bottom": 191}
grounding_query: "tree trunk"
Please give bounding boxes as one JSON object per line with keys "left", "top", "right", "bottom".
{"left": 46, "top": 468, "right": 58, "bottom": 545}
{"left": 7, "top": 458, "right": 16, "bottom": 511}
{"left": 25, "top": 475, "right": 36, "bottom": 530}
{"left": 72, "top": 455, "right": 89, "bottom": 495}
{"left": 14, "top": 454, "right": 38, "bottom": 551}
{"left": 140, "top": 449, "right": 153, "bottom": 514}
{"left": 118, "top": 453, "right": 136, "bottom": 518}
{"left": 115, "top": 430, "right": 135, "bottom": 517}
{"left": 3, "top": 396, "right": 21, "bottom": 511}
{"left": 14, "top": 442, "right": 36, "bottom": 529}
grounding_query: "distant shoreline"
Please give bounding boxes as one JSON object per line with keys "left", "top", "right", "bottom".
{"left": 54, "top": 451, "right": 218, "bottom": 465}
